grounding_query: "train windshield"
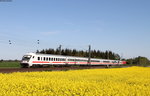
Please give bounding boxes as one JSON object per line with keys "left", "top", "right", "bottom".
{"left": 22, "top": 55, "right": 32, "bottom": 61}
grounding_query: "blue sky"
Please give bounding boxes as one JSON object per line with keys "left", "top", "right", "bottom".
{"left": 0, "top": 0, "right": 150, "bottom": 60}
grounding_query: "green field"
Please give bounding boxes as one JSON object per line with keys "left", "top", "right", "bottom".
{"left": 0, "top": 61, "right": 21, "bottom": 68}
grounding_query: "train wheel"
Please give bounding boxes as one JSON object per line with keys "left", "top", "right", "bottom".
{"left": 21, "top": 64, "right": 30, "bottom": 68}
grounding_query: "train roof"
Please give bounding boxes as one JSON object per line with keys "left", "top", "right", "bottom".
{"left": 25, "top": 52, "right": 119, "bottom": 61}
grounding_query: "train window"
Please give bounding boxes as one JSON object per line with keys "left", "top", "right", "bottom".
{"left": 49, "top": 58, "right": 51, "bottom": 61}
{"left": 54, "top": 58, "right": 55, "bottom": 61}
{"left": 38, "top": 57, "right": 40, "bottom": 60}
{"left": 44, "top": 57, "right": 45, "bottom": 61}
{"left": 41, "top": 57, "right": 42, "bottom": 61}
{"left": 62, "top": 58, "right": 65, "bottom": 61}
{"left": 112, "top": 61, "right": 117, "bottom": 63}
{"left": 62, "top": 58, "right": 64, "bottom": 61}
{"left": 46, "top": 57, "right": 48, "bottom": 61}
{"left": 60, "top": 58, "right": 63, "bottom": 61}
{"left": 77, "top": 59, "right": 84, "bottom": 62}
{"left": 83, "top": 60, "right": 87, "bottom": 62}
{"left": 103, "top": 61, "right": 110, "bottom": 63}
{"left": 91, "top": 60, "right": 100, "bottom": 62}
{"left": 68, "top": 59, "right": 73, "bottom": 61}
{"left": 68, "top": 59, "right": 70, "bottom": 61}
{"left": 32, "top": 56, "right": 35, "bottom": 58}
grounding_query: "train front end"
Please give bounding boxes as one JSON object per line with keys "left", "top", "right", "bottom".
{"left": 20, "top": 53, "right": 34, "bottom": 68}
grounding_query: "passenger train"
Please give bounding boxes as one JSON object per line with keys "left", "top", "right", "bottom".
{"left": 20, "top": 53, "right": 126, "bottom": 68}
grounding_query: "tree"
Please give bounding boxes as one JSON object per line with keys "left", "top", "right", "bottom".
{"left": 38, "top": 48, "right": 121, "bottom": 60}
{"left": 72, "top": 49, "right": 77, "bottom": 56}
{"left": 36, "top": 50, "right": 40, "bottom": 53}
{"left": 0, "top": 59, "right": 3, "bottom": 62}
{"left": 55, "top": 48, "right": 60, "bottom": 55}
{"left": 126, "top": 56, "right": 150, "bottom": 66}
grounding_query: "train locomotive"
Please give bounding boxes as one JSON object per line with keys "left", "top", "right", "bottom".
{"left": 20, "top": 53, "right": 126, "bottom": 68}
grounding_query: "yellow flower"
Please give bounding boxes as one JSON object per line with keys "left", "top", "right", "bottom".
{"left": 0, "top": 66, "right": 150, "bottom": 96}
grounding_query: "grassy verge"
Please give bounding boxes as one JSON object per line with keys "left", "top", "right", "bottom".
{"left": 0, "top": 61, "right": 21, "bottom": 68}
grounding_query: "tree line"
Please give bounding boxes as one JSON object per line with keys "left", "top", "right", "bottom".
{"left": 36, "top": 48, "right": 150, "bottom": 66}
{"left": 36, "top": 48, "right": 120, "bottom": 60}
{"left": 126, "top": 56, "right": 150, "bottom": 66}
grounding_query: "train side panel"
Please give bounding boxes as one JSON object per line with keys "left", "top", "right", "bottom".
{"left": 21, "top": 53, "right": 126, "bottom": 67}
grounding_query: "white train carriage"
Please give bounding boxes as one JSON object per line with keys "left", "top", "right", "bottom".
{"left": 20, "top": 53, "right": 126, "bottom": 68}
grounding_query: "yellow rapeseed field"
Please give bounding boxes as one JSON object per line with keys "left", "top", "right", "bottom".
{"left": 0, "top": 66, "right": 150, "bottom": 96}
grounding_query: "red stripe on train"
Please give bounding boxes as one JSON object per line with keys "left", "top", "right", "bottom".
{"left": 32, "top": 61, "right": 124, "bottom": 65}
{"left": 32, "top": 61, "right": 50, "bottom": 63}
{"left": 32, "top": 61, "right": 65, "bottom": 63}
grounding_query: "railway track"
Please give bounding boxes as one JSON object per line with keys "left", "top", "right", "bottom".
{"left": 0, "top": 66, "right": 106, "bottom": 73}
